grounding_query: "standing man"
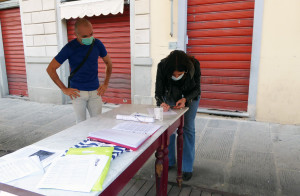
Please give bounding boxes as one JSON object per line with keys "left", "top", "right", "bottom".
{"left": 47, "top": 18, "right": 112, "bottom": 123}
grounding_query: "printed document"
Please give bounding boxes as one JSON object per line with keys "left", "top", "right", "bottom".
{"left": 0, "top": 156, "right": 43, "bottom": 183}
{"left": 89, "top": 122, "right": 162, "bottom": 150}
{"left": 1, "top": 145, "right": 64, "bottom": 168}
{"left": 38, "top": 155, "right": 109, "bottom": 192}
{"left": 147, "top": 108, "right": 177, "bottom": 116}
{"left": 113, "top": 121, "right": 161, "bottom": 135}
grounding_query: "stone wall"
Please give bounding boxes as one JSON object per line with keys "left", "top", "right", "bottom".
{"left": 132, "top": 0, "right": 153, "bottom": 105}
{"left": 20, "top": 0, "right": 63, "bottom": 104}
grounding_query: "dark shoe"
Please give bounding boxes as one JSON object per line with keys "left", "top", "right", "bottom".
{"left": 182, "top": 172, "right": 192, "bottom": 181}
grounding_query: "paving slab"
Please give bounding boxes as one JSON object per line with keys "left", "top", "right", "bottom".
{"left": 190, "top": 159, "right": 227, "bottom": 188}
{"left": 196, "top": 128, "right": 235, "bottom": 162}
{"left": 236, "top": 122, "right": 272, "bottom": 153}
{"left": 271, "top": 123, "right": 300, "bottom": 136}
{"left": 207, "top": 119, "right": 239, "bottom": 130}
{"left": 195, "top": 117, "right": 208, "bottom": 136}
{"left": 271, "top": 133, "right": 300, "bottom": 171}
{"left": 228, "top": 150, "right": 277, "bottom": 196}
{"left": 278, "top": 169, "right": 300, "bottom": 196}
{"left": 0, "top": 102, "right": 42, "bottom": 121}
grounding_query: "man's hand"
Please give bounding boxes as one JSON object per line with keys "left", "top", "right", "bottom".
{"left": 173, "top": 98, "right": 186, "bottom": 109}
{"left": 62, "top": 88, "right": 80, "bottom": 100}
{"left": 160, "top": 102, "right": 170, "bottom": 112}
{"left": 97, "top": 83, "right": 108, "bottom": 96}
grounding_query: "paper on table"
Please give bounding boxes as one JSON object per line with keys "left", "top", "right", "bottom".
{"left": 116, "top": 114, "right": 155, "bottom": 123}
{"left": 0, "top": 156, "right": 43, "bottom": 183}
{"left": 89, "top": 129, "right": 149, "bottom": 150}
{"left": 37, "top": 155, "right": 109, "bottom": 193}
{"left": 1, "top": 145, "right": 64, "bottom": 168}
{"left": 0, "top": 191, "right": 18, "bottom": 196}
{"left": 147, "top": 108, "right": 177, "bottom": 116}
{"left": 112, "top": 121, "right": 161, "bottom": 135}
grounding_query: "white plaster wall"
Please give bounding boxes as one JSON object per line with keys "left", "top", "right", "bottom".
{"left": 256, "top": 0, "right": 300, "bottom": 124}
{"left": 19, "top": 0, "right": 63, "bottom": 104}
{"left": 132, "top": 0, "right": 153, "bottom": 104}
{"left": 150, "top": 0, "right": 178, "bottom": 97}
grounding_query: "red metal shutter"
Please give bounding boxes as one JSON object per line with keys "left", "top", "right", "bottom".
{"left": 67, "top": 5, "right": 131, "bottom": 104}
{"left": 187, "top": 0, "right": 255, "bottom": 111}
{"left": 0, "top": 8, "right": 28, "bottom": 96}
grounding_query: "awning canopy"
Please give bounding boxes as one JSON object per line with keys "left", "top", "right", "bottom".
{"left": 60, "top": 0, "right": 124, "bottom": 19}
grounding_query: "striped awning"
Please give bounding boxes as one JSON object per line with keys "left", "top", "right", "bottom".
{"left": 59, "top": 0, "right": 124, "bottom": 19}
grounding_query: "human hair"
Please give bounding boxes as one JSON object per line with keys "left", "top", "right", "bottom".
{"left": 165, "top": 50, "right": 194, "bottom": 76}
{"left": 74, "top": 18, "right": 92, "bottom": 35}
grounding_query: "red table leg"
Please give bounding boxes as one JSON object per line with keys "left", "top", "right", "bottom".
{"left": 176, "top": 115, "right": 184, "bottom": 188}
{"left": 155, "top": 144, "right": 164, "bottom": 195}
{"left": 162, "top": 132, "right": 169, "bottom": 194}
{"left": 155, "top": 132, "right": 169, "bottom": 196}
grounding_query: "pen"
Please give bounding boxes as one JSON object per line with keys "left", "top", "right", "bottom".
{"left": 95, "top": 158, "right": 100, "bottom": 166}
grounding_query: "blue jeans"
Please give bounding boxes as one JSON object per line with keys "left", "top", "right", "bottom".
{"left": 168, "top": 96, "right": 200, "bottom": 172}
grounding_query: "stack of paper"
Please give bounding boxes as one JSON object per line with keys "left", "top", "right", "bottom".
{"left": 2, "top": 145, "right": 64, "bottom": 168}
{"left": 147, "top": 108, "right": 177, "bottom": 116}
{"left": 88, "top": 122, "right": 162, "bottom": 150}
{"left": 113, "top": 121, "right": 161, "bottom": 135}
{"left": 38, "top": 155, "right": 109, "bottom": 192}
{"left": 116, "top": 114, "right": 155, "bottom": 123}
{"left": 0, "top": 156, "right": 43, "bottom": 183}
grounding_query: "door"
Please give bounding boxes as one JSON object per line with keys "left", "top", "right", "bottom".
{"left": 187, "top": 0, "right": 255, "bottom": 111}
{"left": 0, "top": 7, "right": 28, "bottom": 96}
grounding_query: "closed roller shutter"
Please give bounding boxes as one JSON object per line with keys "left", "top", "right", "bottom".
{"left": 0, "top": 8, "right": 28, "bottom": 96}
{"left": 67, "top": 5, "right": 131, "bottom": 104}
{"left": 187, "top": 0, "right": 255, "bottom": 111}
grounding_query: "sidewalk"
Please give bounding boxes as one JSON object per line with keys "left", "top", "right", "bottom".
{"left": 0, "top": 98, "right": 299, "bottom": 196}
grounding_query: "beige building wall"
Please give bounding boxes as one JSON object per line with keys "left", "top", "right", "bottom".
{"left": 19, "top": 0, "right": 63, "bottom": 104}
{"left": 150, "top": 0, "right": 178, "bottom": 98}
{"left": 256, "top": 0, "right": 300, "bottom": 124}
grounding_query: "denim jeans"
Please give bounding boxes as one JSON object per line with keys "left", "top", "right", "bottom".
{"left": 71, "top": 90, "right": 102, "bottom": 123}
{"left": 168, "top": 96, "right": 200, "bottom": 172}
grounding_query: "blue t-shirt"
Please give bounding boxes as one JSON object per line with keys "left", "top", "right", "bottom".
{"left": 55, "top": 38, "right": 107, "bottom": 91}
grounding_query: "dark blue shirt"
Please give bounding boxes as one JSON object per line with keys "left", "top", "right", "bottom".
{"left": 55, "top": 38, "right": 107, "bottom": 91}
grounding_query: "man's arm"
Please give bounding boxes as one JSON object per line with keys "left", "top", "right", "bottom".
{"left": 97, "top": 55, "right": 112, "bottom": 96}
{"left": 46, "top": 58, "right": 80, "bottom": 100}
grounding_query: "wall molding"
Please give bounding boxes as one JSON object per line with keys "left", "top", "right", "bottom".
{"left": 0, "top": 21, "right": 9, "bottom": 97}
{"left": 26, "top": 57, "right": 53, "bottom": 64}
{"left": 247, "top": 0, "right": 264, "bottom": 119}
{"left": 177, "top": 0, "right": 187, "bottom": 51}
{"left": 133, "top": 57, "right": 152, "bottom": 66}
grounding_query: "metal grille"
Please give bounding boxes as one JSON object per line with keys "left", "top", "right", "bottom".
{"left": 0, "top": 7, "right": 27, "bottom": 96}
{"left": 187, "top": 0, "right": 255, "bottom": 111}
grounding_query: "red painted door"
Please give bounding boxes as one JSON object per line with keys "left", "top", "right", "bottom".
{"left": 0, "top": 8, "right": 28, "bottom": 96}
{"left": 187, "top": 0, "right": 255, "bottom": 111}
{"left": 67, "top": 5, "right": 131, "bottom": 104}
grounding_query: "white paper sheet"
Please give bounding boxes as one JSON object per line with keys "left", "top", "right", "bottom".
{"left": 1, "top": 145, "right": 64, "bottom": 168}
{"left": 147, "top": 108, "right": 177, "bottom": 116}
{"left": 0, "top": 156, "right": 43, "bottom": 183}
{"left": 116, "top": 114, "right": 155, "bottom": 123}
{"left": 89, "top": 129, "right": 149, "bottom": 149}
{"left": 37, "top": 155, "right": 109, "bottom": 193}
{"left": 0, "top": 191, "right": 17, "bottom": 196}
{"left": 112, "top": 121, "right": 161, "bottom": 135}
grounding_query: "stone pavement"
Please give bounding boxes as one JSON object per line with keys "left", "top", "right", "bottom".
{"left": 0, "top": 98, "right": 300, "bottom": 196}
